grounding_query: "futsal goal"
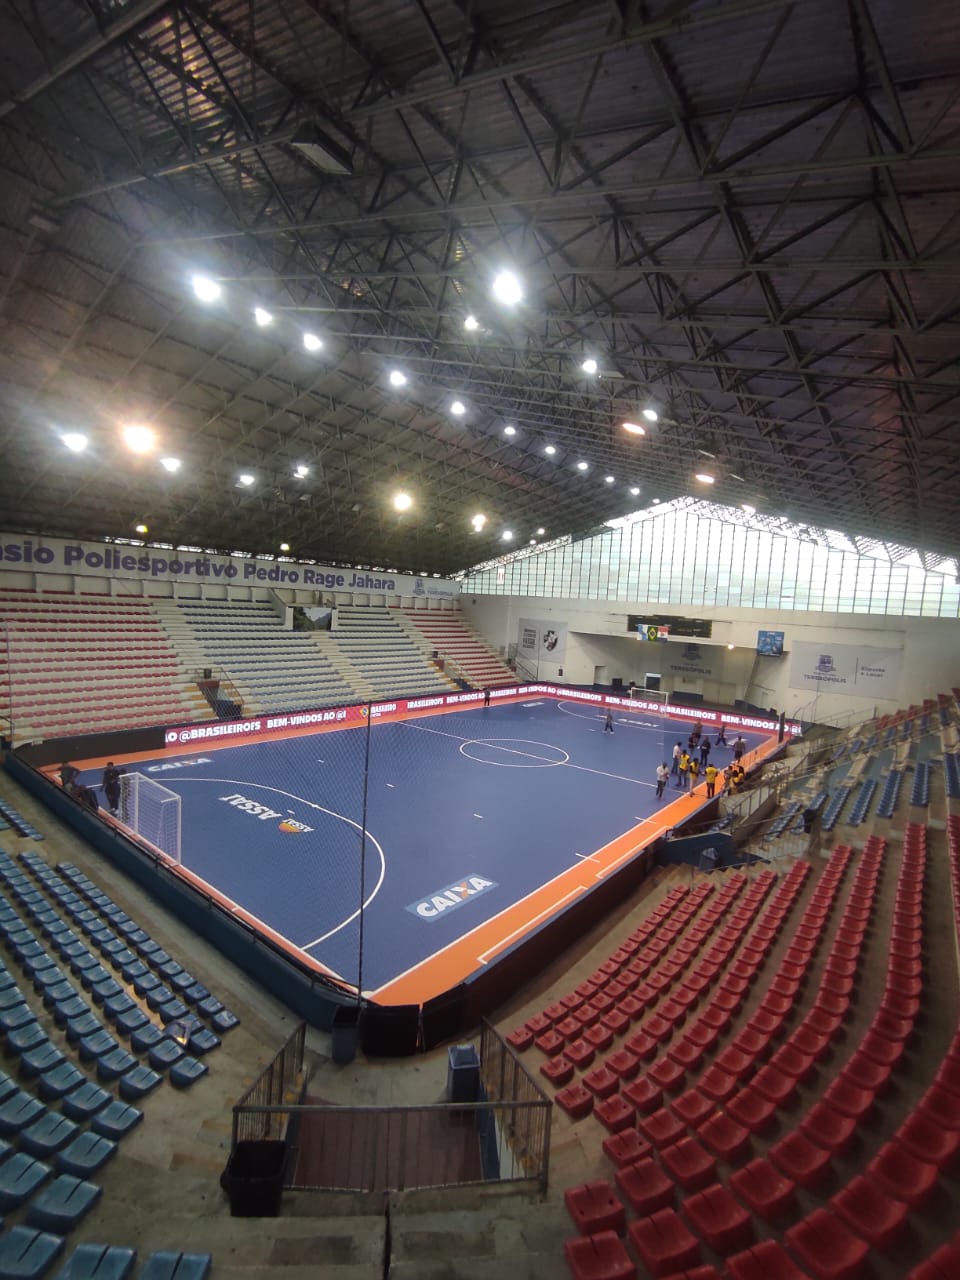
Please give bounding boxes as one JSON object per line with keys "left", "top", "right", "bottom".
{"left": 118, "top": 772, "right": 182, "bottom": 863}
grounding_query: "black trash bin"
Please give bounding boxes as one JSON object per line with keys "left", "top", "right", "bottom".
{"left": 331, "top": 1003, "right": 361, "bottom": 1065}
{"left": 221, "top": 1140, "right": 286, "bottom": 1217}
{"left": 446, "top": 1044, "right": 480, "bottom": 1103}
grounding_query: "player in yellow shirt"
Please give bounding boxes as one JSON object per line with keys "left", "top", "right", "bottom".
{"left": 705, "top": 763, "right": 719, "bottom": 797}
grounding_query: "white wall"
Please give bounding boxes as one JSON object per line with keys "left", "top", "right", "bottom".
{"left": 462, "top": 594, "right": 959, "bottom": 718}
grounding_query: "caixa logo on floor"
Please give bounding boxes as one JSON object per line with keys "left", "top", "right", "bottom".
{"left": 407, "top": 876, "right": 497, "bottom": 921}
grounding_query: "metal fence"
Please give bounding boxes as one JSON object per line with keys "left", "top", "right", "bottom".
{"left": 231, "top": 1021, "right": 306, "bottom": 1149}
{"left": 230, "top": 1021, "right": 552, "bottom": 1194}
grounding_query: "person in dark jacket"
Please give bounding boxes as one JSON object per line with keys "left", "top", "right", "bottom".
{"left": 102, "top": 762, "right": 125, "bottom": 815}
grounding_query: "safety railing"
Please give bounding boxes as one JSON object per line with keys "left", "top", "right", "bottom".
{"left": 231, "top": 1020, "right": 306, "bottom": 1149}
{"left": 194, "top": 666, "right": 244, "bottom": 720}
{"left": 231, "top": 1021, "right": 551, "bottom": 1194}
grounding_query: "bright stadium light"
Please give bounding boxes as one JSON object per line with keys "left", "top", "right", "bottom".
{"left": 389, "top": 369, "right": 407, "bottom": 387}
{"left": 294, "top": 464, "right": 310, "bottom": 478}
{"left": 135, "top": 523, "right": 148, "bottom": 534}
{"left": 122, "top": 424, "right": 156, "bottom": 454}
{"left": 581, "top": 357, "right": 598, "bottom": 375}
{"left": 604, "top": 475, "right": 615, "bottom": 484}
{"left": 280, "top": 542, "right": 291, "bottom": 552}
{"left": 696, "top": 472, "right": 715, "bottom": 485}
{"left": 160, "top": 456, "right": 181, "bottom": 473}
{"left": 393, "top": 491, "right": 413, "bottom": 511}
{"left": 464, "top": 314, "right": 479, "bottom": 331}
{"left": 642, "top": 407, "right": 659, "bottom": 422}
{"left": 502, "top": 530, "right": 513, "bottom": 541}
{"left": 450, "top": 400, "right": 466, "bottom": 416}
{"left": 622, "top": 421, "right": 646, "bottom": 436}
{"left": 536, "top": 527, "right": 545, "bottom": 535}
{"left": 742, "top": 503, "right": 756, "bottom": 515}
{"left": 191, "top": 274, "right": 221, "bottom": 302}
{"left": 61, "top": 432, "right": 87, "bottom": 452}
{"left": 577, "top": 460, "right": 589, "bottom": 471}
{"left": 544, "top": 444, "right": 557, "bottom": 455}
{"left": 504, "top": 425, "right": 517, "bottom": 436}
{"left": 302, "top": 332, "right": 323, "bottom": 351}
{"left": 492, "top": 269, "right": 523, "bottom": 306}
{"left": 238, "top": 473, "right": 255, "bottom": 487}
{"left": 253, "top": 306, "right": 273, "bottom": 326}
{"left": 629, "top": 486, "right": 641, "bottom": 496}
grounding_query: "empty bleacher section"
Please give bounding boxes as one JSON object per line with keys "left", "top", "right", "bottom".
{"left": 0, "top": 593, "right": 212, "bottom": 743}
{"left": 332, "top": 607, "right": 453, "bottom": 699}
{"left": 401, "top": 608, "right": 515, "bottom": 687}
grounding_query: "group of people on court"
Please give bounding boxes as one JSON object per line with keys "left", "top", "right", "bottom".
{"left": 660, "top": 728, "right": 748, "bottom": 800}
{"left": 57, "top": 760, "right": 126, "bottom": 815}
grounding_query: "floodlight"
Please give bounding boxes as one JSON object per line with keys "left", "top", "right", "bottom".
{"left": 238, "top": 473, "right": 255, "bottom": 486}
{"left": 302, "top": 332, "right": 323, "bottom": 351}
{"left": 492, "top": 270, "right": 523, "bottom": 306}
{"left": 450, "top": 400, "right": 466, "bottom": 416}
{"left": 191, "top": 274, "right": 221, "bottom": 303}
{"left": 695, "top": 472, "right": 715, "bottom": 484}
{"left": 135, "top": 523, "right": 148, "bottom": 534}
{"left": 629, "top": 486, "right": 640, "bottom": 496}
{"left": 160, "top": 457, "right": 181, "bottom": 473}
{"left": 581, "top": 358, "right": 598, "bottom": 374}
{"left": 280, "top": 542, "right": 290, "bottom": 552}
{"left": 504, "top": 425, "right": 516, "bottom": 436}
{"left": 389, "top": 369, "right": 407, "bottom": 387}
{"left": 471, "top": 513, "right": 487, "bottom": 529}
{"left": 464, "top": 314, "right": 479, "bottom": 331}
{"left": 604, "top": 475, "right": 615, "bottom": 484}
{"left": 576, "top": 460, "right": 589, "bottom": 471}
{"left": 122, "top": 424, "right": 156, "bottom": 454}
{"left": 253, "top": 306, "right": 273, "bottom": 326}
{"left": 742, "top": 503, "right": 756, "bottom": 515}
{"left": 642, "top": 407, "right": 659, "bottom": 422}
{"left": 536, "top": 527, "right": 545, "bottom": 536}
{"left": 502, "top": 530, "right": 513, "bottom": 541}
{"left": 393, "top": 492, "right": 413, "bottom": 511}
{"left": 622, "top": 422, "right": 646, "bottom": 436}
{"left": 61, "top": 432, "right": 87, "bottom": 452}
{"left": 294, "top": 464, "right": 310, "bottom": 478}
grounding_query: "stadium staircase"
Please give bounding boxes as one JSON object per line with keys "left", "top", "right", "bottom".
{"left": 331, "top": 607, "right": 455, "bottom": 701}
{"left": 0, "top": 591, "right": 213, "bottom": 744}
{"left": 399, "top": 608, "right": 516, "bottom": 688}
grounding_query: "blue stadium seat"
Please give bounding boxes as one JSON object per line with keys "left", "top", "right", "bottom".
{"left": 21, "top": 1043, "right": 66, "bottom": 1080}
{"left": 90, "top": 1101, "right": 142, "bottom": 1141}
{"left": 114, "top": 1008, "right": 149, "bottom": 1037}
{"left": 130, "top": 1025, "right": 166, "bottom": 1054}
{"left": 55, "top": 1133, "right": 116, "bottom": 1178}
{"left": 26, "top": 1174, "right": 102, "bottom": 1232}
{"left": 147, "top": 1041, "right": 184, "bottom": 1072}
{"left": 0, "top": 1226, "right": 65, "bottom": 1279}
{"left": 59, "top": 1082, "right": 110, "bottom": 1120}
{"left": 51, "top": 1243, "right": 135, "bottom": 1280}
{"left": 169, "top": 1058, "right": 208, "bottom": 1089}
{"left": 138, "top": 1253, "right": 211, "bottom": 1280}
{"left": 0, "top": 1091, "right": 47, "bottom": 1136}
{"left": 78, "top": 1032, "right": 118, "bottom": 1065}
{"left": 20, "top": 1114, "right": 79, "bottom": 1159}
{"left": 0, "top": 1152, "right": 53, "bottom": 1209}
{"left": 117, "top": 1067, "right": 161, "bottom": 1101}
{"left": 38, "top": 1066, "right": 87, "bottom": 1103}
{"left": 8, "top": 1023, "right": 49, "bottom": 1056}
{"left": 95, "top": 1050, "right": 136, "bottom": 1082}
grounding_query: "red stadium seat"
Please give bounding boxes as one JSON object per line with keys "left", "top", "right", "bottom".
{"left": 699, "top": 1065, "right": 737, "bottom": 1103}
{"left": 628, "top": 1207, "right": 701, "bottom": 1277}
{"left": 556, "top": 1082, "right": 595, "bottom": 1119}
{"left": 639, "top": 1107, "right": 687, "bottom": 1149}
{"left": 769, "top": 1131, "right": 833, "bottom": 1189}
{"left": 649, "top": 1057, "right": 686, "bottom": 1093}
{"left": 799, "top": 1103, "right": 856, "bottom": 1155}
{"left": 785, "top": 1208, "right": 870, "bottom": 1280}
{"left": 682, "top": 1183, "right": 754, "bottom": 1254}
{"left": 661, "top": 1136, "right": 717, "bottom": 1192}
{"left": 624, "top": 1077, "right": 663, "bottom": 1116}
{"left": 540, "top": 1056, "right": 575, "bottom": 1087}
{"left": 564, "top": 1179, "right": 626, "bottom": 1235}
{"left": 670, "top": 1088, "right": 714, "bottom": 1128}
{"left": 895, "top": 1112, "right": 960, "bottom": 1170}
{"left": 595, "top": 1094, "right": 635, "bottom": 1134}
{"left": 697, "top": 1111, "right": 751, "bottom": 1163}
{"left": 829, "top": 1176, "right": 908, "bottom": 1251}
{"left": 822, "top": 1077, "right": 874, "bottom": 1121}
{"left": 615, "top": 1156, "right": 675, "bottom": 1215}
{"left": 564, "top": 1230, "right": 636, "bottom": 1280}
{"left": 867, "top": 1141, "right": 938, "bottom": 1209}
{"left": 906, "top": 1243, "right": 960, "bottom": 1280}
{"left": 605, "top": 1049, "right": 641, "bottom": 1081}
{"left": 727, "top": 1239, "right": 813, "bottom": 1280}
{"left": 725, "top": 1088, "right": 778, "bottom": 1134}
{"left": 730, "top": 1156, "right": 796, "bottom": 1221}
{"left": 583, "top": 1066, "right": 620, "bottom": 1099}
{"left": 567, "top": 1039, "right": 597, "bottom": 1070}
{"left": 602, "top": 1127, "right": 652, "bottom": 1169}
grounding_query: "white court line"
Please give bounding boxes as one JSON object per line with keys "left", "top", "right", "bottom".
{"left": 574, "top": 852, "right": 599, "bottom": 862}
{"left": 169, "top": 777, "right": 386, "bottom": 951}
{"left": 477, "top": 888, "right": 583, "bottom": 963}
{"left": 473, "top": 813, "right": 483, "bottom": 818}
{"left": 403, "top": 718, "right": 654, "bottom": 787}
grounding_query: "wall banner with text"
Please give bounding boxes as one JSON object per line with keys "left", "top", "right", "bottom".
{"left": 788, "top": 641, "right": 903, "bottom": 700}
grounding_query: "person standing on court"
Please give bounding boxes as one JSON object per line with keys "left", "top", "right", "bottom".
{"left": 699, "top": 736, "right": 711, "bottom": 767}
{"left": 705, "top": 762, "right": 719, "bottom": 797}
{"left": 603, "top": 709, "right": 614, "bottom": 733}
{"left": 671, "top": 742, "right": 682, "bottom": 777}
{"left": 102, "top": 762, "right": 125, "bottom": 815}
{"left": 656, "top": 762, "right": 669, "bottom": 799}
{"left": 716, "top": 724, "right": 727, "bottom": 747}
{"left": 483, "top": 687, "right": 491, "bottom": 707}
{"left": 688, "top": 756, "right": 700, "bottom": 791}
{"left": 733, "top": 735, "right": 746, "bottom": 762}
{"left": 677, "top": 750, "right": 690, "bottom": 788}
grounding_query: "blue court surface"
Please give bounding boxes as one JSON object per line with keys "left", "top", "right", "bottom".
{"left": 111, "top": 699, "right": 769, "bottom": 995}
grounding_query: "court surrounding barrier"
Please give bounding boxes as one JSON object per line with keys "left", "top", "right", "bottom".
{"left": 231, "top": 1021, "right": 306, "bottom": 1148}
{"left": 232, "top": 1021, "right": 551, "bottom": 1194}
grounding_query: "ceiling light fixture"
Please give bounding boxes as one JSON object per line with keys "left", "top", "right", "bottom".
{"left": 536, "top": 527, "right": 545, "bottom": 536}
{"left": 581, "top": 358, "right": 598, "bottom": 375}
{"left": 302, "top": 332, "right": 323, "bottom": 352}
{"left": 544, "top": 444, "right": 557, "bottom": 456}
{"left": 122, "top": 424, "right": 156, "bottom": 454}
{"left": 742, "top": 503, "right": 756, "bottom": 515}
{"left": 502, "top": 530, "right": 513, "bottom": 541}
{"left": 577, "top": 460, "right": 589, "bottom": 471}
{"left": 135, "top": 523, "right": 148, "bottom": 534}
{"left": 160, "top": 457, "right": 181, "bottom": 473}
{"left": 471, "top": 513, "right": 487, "bottom": 530}
{"left": 280, "top": 542, "right": 291, "bottom": 553}
{"left": 629, "top": 486, "right": 641, "bottom": 496}
{"left": 60, "top": 432, "right": 87, "bottom": 452}
{"left": 450, "top": 400, "right": 466, "bottom": 416}
{"left": 290, "top": 123, "right": 353, "bottom": 175}
{"left": 503, "top": 425, "right": 516, "bottom": 436}
{"left": 238, "top": 473, "right": 255, "bottom": 487}
{"left": 604, "top": 475, "right": 615, "bottom": 484}
{"left": 695, "top": 472, "right": 715, "bottom": 485}
{"left": 622, "top": 422, "right": 646, "bottom": 436}
{"left": 492, "top": 270, "right": 523, "bottom": 306}
{"left": 393, "top": 491, "right": 413, "bottom": 512}
{"left": 642, "top": 407, "right": 659, "bottom": 423}
{"left": 253, "top": 306, "right": 273, "bottom": 326}
{"left": 389, "top": 369, "right": 407, "bottom": 387}
{"left": 464, "top": 314, "right": 479, "bottom": 331}
{"left": 191, "top": 274, "right": 221, "bottom": 303}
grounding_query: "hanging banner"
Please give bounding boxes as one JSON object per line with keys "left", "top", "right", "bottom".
{"left": 788, "top": 641, "right": 903, "bottom": 700}
{"left": 0, "top": 532, "right": 459, "bottom": 598}
{"left": 517, "top": 619, "right": 568, "bottom": 662}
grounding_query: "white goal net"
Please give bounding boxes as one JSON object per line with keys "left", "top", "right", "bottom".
{"left": 118, "top": 772, "right": 182, "bottom": 863}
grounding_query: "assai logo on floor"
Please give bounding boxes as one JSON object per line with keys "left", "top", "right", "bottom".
{"left": 407, "top": 875, "right": 497, "bottom": 921}
{"left": 219, "top": 794, "right": 313, "bottom": 833}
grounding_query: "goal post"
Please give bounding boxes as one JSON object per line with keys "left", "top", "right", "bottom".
{"left": 118, "top": 772, "right": 182, "bottom": 863}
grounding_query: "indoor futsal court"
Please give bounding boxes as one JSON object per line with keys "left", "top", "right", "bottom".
{"left": 67, "top": 696, "right": 775, "bottom": 1004}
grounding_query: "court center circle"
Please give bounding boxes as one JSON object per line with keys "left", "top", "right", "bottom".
{"left": 459, "top": 737, "right": 569, "bottom": 768}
